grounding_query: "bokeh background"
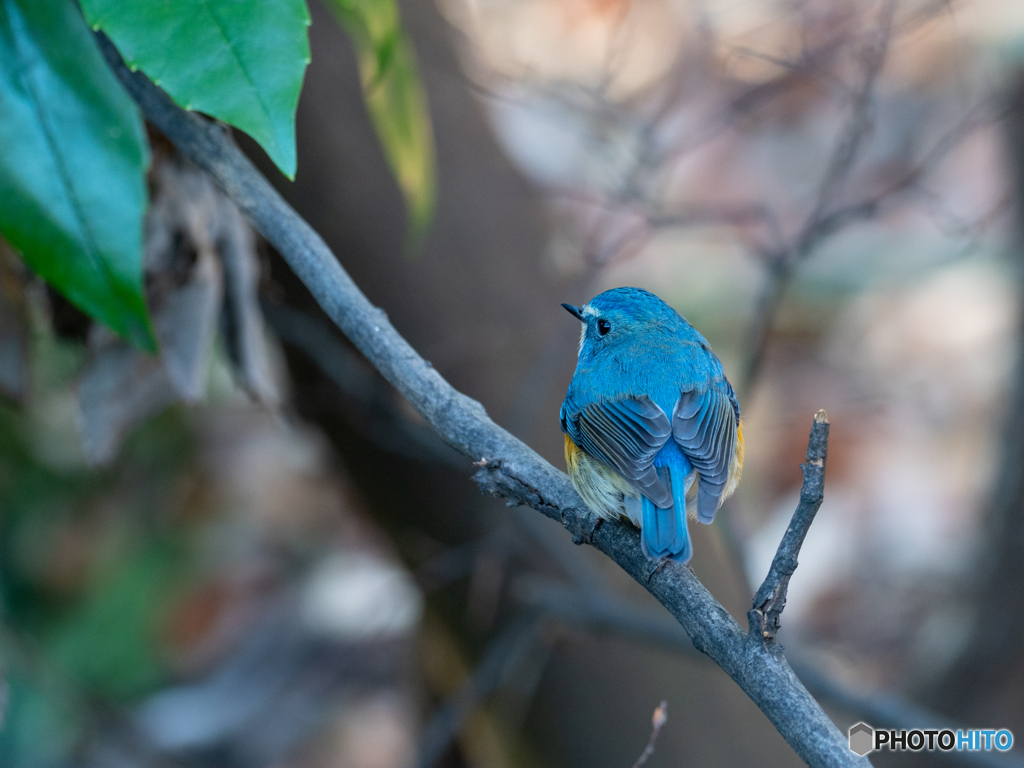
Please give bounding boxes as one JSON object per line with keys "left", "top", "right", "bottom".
{"left": 3, "top": 0, "right": 1024, "bottom": 766}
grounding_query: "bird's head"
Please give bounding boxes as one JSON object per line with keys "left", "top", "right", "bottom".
{"left": 562, "top": 287, "right": 684, "bottom": 360}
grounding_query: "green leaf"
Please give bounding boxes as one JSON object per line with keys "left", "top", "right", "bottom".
{"left": 0, "top": 0, "right": 155, "bottom": 351}
{"left": 80, "top": 0, "right": 311, "bottom": 180}
{"left": 325, "top": 0, "right": 436, "bottom": 246}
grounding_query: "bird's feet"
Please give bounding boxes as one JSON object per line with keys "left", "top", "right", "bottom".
{"left": 571, "top": 515, "right": 603, "bottom": 546}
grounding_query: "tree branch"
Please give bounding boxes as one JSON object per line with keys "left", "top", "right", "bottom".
{"left": 749, "top": 410, "right": 829, "bottom": 643}
{"left": 97, "top": 35, "right": 868, "bottom": 767}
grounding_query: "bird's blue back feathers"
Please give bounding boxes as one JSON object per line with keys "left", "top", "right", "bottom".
{"left": 561, "top": 287, "right": 738, "bottom": 564}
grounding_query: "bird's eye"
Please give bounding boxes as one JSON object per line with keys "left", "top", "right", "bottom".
{"left": 597, "top": 319, "right": 611, "bottom": 336}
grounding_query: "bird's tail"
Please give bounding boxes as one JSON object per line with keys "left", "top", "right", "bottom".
{"left": 640, "top": 464, "right": 693, "bottom": 563}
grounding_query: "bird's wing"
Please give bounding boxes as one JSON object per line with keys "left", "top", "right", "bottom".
{"left": 562, "top": 397, "right": 673, "bottom": 508}
{"left": 672, "top": 387, "right": 739, "bottom": 523}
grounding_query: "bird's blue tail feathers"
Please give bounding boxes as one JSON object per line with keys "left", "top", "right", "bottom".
{"left": 640, "top": 458, "right": 693, "bottom": 563}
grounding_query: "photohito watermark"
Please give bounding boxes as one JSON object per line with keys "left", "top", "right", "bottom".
{"left": 848, "top": 723, "right": 1014, "bottom": 757}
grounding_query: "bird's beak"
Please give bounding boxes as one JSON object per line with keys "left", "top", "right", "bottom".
{"left": 561, "top": 303, "right": 584, "bottom": 321}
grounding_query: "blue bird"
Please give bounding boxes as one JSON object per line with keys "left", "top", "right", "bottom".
{"left": 560, "top": 287, "right": 744, "bottom": 563}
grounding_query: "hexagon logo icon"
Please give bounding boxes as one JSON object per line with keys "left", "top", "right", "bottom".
{"left": 849, "top": 722, "right": 874, "bottom": 756}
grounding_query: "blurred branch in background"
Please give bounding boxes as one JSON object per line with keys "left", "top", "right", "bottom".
{"left": 740, "top": 0, "right": 897, "bottom": 393}
{"left": 453, "top": 0, "right": 1003, "bottom": 405}
{"left": 479, "top": 0, "right": 997, "bottom": 398}
{"left": 416, "top": 612, "right": 545, "bottom": 768}
{"left": 741, "top": 95, "right": 1004, "bottom": 393}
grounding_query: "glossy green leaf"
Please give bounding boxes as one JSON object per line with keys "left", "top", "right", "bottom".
{"left": 0, "top": 0, "right": 155, "bottom": 350}
{"left": 80, "top": 0, "right": 311, "bottom": 180}
{"left": 326, "top": 0, "right": 436, "bottom": 245}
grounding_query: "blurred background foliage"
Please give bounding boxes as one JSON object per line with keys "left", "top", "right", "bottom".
{"left": 4, "top": 0, "right": 1024, "bottom": 767}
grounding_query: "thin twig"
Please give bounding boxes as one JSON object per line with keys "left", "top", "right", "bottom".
{"left": 806, "top": 0, "right": 896, "bottom": 225}
{"left": 630, "top": 701, "right": 668, "bottom": 768}
{"left": 98, "top": 37, "right": 869, "bottom": 767}
{"left": 749, "top": 410, "right": 829, "bottom": 643}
